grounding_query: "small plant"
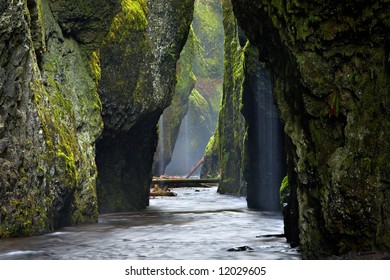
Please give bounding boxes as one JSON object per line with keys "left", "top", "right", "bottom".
{"left": 328, "top": 90, "right": 340, "bottom": 118}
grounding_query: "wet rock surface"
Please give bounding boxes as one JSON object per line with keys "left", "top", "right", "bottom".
{"left": 0, "top": 0, "right": 117, "bottom": 237}
{"left": 232, "top": 0, "right": 390, "bottom": 258}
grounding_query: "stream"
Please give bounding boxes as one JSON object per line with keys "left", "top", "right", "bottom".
{"left": 0, "top": 187, "right": 301, "bottom": 260}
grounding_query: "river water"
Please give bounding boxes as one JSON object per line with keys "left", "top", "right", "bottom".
{"left": 0, "top": 187, "right": 300, "bottom": 260}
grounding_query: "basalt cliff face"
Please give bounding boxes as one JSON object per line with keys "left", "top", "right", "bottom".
{"left": 0, "top": 0, "right": 119, "bottom": 236}
{"left": 232, "top": 0, "right": 390, "bottom": 258}
{"left": 0, "top": 0, "right": 194, "bottom": 236}
{"left": 96, "top": 0, "right": 194, "bottom": 212}
{"left": 215, "top": 0, "right": 247, "bottom": 195}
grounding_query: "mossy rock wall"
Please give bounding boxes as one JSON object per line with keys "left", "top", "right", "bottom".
{"left": 190, "top": 0, "right": 224, "bottom": 176}
{"left": 209, "top": 0, "right": 247, "bottom": 195}
{"left": 232, "top": 0, "right": 390, "bottom": 258}
{"left": 47, "top": 0, "right": 118, "bottom": 53}
{"left": 201, "top": 133, "right": 220, "bottom": 178}
{"left": 0, "top": 0, "right": 118, "bottom": 237}
{"left": 97, "top": 0, "right": 194, "bottom": 212}
{"left": 192, "top": 0, "right": 224, "bottom": 79}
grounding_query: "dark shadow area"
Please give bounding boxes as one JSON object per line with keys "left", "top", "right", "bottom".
{"left": 243, "top": 62, "right": 286, "bottom": 212}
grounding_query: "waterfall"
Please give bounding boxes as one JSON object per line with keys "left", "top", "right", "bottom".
{"left": 183, "top": 111, "right": 191, "bottom": 173}
{"left": 165, "top": 112, "right": 196, "bottom": 176}
{"left": 246, "top": 66, "right": 286, "bottom": 211}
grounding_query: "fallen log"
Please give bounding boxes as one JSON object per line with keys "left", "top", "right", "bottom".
{"left": 151, "top": 178, "right": 220, "bottom": 188}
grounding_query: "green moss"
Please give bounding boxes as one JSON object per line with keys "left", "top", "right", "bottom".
{"left": 295, "top": 17, "right": 312, "bottom": 41}
{"left": 187, "top": 88, "right": 215, "bottom": 153}
{"left": 35, "top": 37, "right": 101, "bottom": 228}
{"left": 176, "top": 25, "right": 197, "bottom": 95}
{"left": 192, "top": 0, "right": 224, "bottom": 78}
{"left": 105, "top": 0, "right": 148, "bottom": 44}
{"left": 205, "top": 135, "right": 216, "bottom": 156}
{"left": 30, "top": 77, "right": 44, "bottom": 104}
{"left": 189, "top": 89, "right": 209, "bottom": 117}
{"left": 214, "top": 0, "right": 247, "bottom": 195}
{"left": 27, "top": 0, "right": 47, "bottom": 55}
{"left": 57, "top": 151, "right": 78, "bottom": 184}
{"left": 31, "top": 67, "right": 79, "bottom": 184}
{"left": 89, "top": 50, "right": 103, "bottom": 112}
{"left": 271, "top": 0, "right": 284, "bottom": 16}
{"left": 99, "top": 0, "right": 153, "bottom": 111}
{"left": 89, "top": 50, "right": 101, "bottom": 83}
{"left": 280, "top": 175, "right": 289, "bottom": 205}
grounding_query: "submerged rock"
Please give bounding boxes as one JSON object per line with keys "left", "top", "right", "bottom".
{"left": 227, "top": 245, "right": 254, "bottom": 252}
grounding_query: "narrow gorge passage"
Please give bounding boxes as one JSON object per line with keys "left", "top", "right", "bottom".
{"left": 1, "top": 0, "right": 388, "bottom": 261}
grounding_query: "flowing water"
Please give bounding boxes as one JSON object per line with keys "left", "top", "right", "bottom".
{"left": 0, "top": 187, "right": 300, "bottom": 260}
{"left": 165, "top": 113, "right": 194, "bottom": 176}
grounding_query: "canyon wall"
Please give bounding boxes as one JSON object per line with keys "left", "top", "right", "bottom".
{"left": 213, "top": 0, "right": 247, "bottom": 195}
{"left": 0, "top": 0, "right": 119, "bottom": 236}
{"left": 232, "top": 0, "right": 390, "bottom": 258}
{"left": 96, "top": 0, "right": 194, "bottom": 212}
{"left": 0, "top": 0, "right": 194, "bottom": 235}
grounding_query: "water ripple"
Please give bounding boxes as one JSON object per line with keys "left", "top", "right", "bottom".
{"left": 0, "top": 187, "right": 301, "bottom": 260}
